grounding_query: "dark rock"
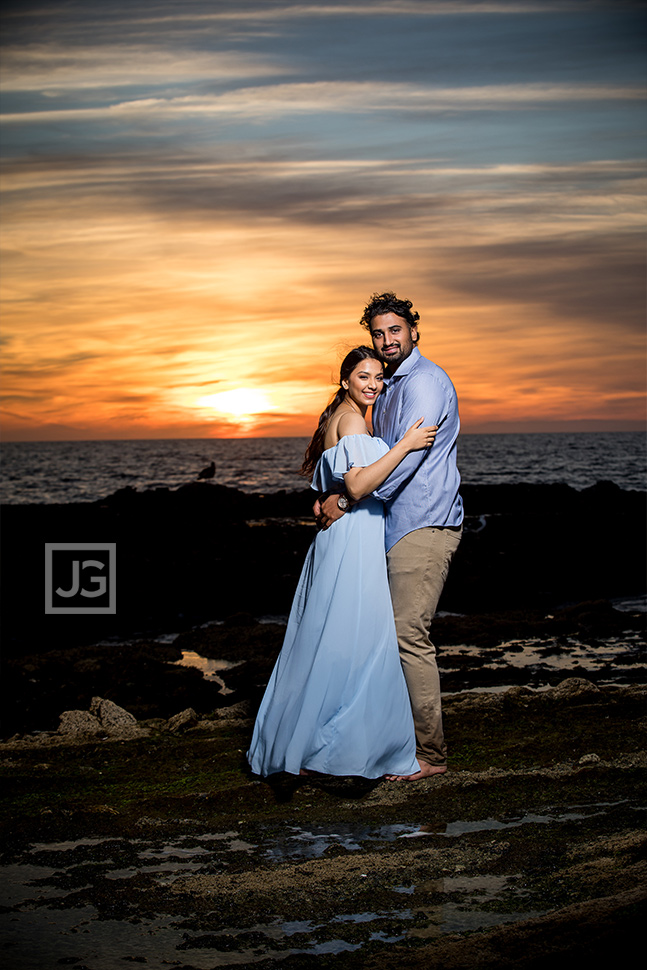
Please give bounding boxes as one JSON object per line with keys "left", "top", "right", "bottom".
{"left": 1, "top": 640, "right": 227, "bottom": 736}
{"left": 1, "top": 481, "right": 644, "bottom": 736}
{"left": 547, "top": 678, "right": 603, "bottom": 702}
{"left": 167, "top": 708, "right": 200, "bottom": 733}
{"left": 90, "top": 696, "right": 139, "bottom": 734}
{"left": 2, "top": 482, "right": 644, "bottom": 658}
{"left": 57, "top": 710, "right": 103, "bottom": 737}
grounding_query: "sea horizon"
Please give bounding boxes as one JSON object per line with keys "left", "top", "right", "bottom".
{"left": 2, "top": 425, "right": 645, "bottom": 444}
{"left": 1, "top": 430, "right": 645, "bottom": 505}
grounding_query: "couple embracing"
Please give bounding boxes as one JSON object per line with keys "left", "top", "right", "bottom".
{"left": 247, "top": 292, "right": 463, "bottom": 781}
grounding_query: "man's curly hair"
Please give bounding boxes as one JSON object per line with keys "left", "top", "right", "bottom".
{"left": 359, "top": 292, "right": 420, "bottom": 332}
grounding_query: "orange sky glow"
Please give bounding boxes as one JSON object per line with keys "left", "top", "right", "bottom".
{"left": 1, "top": 2, "right": 645, "bottom": 441}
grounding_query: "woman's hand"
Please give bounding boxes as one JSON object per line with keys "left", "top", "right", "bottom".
{"left": 401, "top": 417, "right": 438, "bottom": 452}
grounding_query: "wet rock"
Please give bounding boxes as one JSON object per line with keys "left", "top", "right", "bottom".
{"left": 55, "top": 698, "right": 146, "bottom": 741}
{"left": 58, "top": 710, "right": 103, "bottom": 737}
{"left": 501, "top": 685, "right": 535, "bottom": 707}
{"left": 548, "top": 678, "right": 603, "bottom": 701}
{"left": 1, "top": 640, "right": 226, "bottom": 736}
{"left": 365, "top": 884, "right": 647, "bottom": 970}
{"left": 138, "top": 717, "right": 168, "bottom": 731}
{"left": 1, "top": 671, "right": 645, "bottom": 970}
{"left": 90, "top": 696, "right": 138, "bottom": 735}
{"left": 579, "top": 753, "right": 602, "bottom": 765}
{"left": 213, "top": 700, "right": 253, "bottom": 721}
{"left": 168, "top": 708, "right": 200, "bottom": 733}
{"left": 193, "top": 719, "right": 221, "bottom": 733}
{"left": 135, "top": 816, "right": 166, "bottom": 828}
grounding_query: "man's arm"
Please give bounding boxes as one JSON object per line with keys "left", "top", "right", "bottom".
{"left": 373, "top": 374, "right": 448, "bottom": 501}
{"left": 314, "top": 491, "right": 347, "bottom": 529}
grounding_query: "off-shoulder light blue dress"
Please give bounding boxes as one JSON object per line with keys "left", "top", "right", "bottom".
{"left": 247, "top": 434, "right": 418, "bottom": 778}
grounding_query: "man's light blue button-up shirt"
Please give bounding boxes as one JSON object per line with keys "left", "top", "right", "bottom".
{"left": 372, "top": 347, "right": 463, "bottom": 552}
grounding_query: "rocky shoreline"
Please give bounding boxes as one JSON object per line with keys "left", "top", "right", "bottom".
{"left": 1, "top": 479, "right": 645, "bottom": 657}
{"left": 2, "top": 598, "right": 645, "bottom": 740}
{"left": 1, "top": 679, "right": 645, "bottom": 968}
{"left": 1, "top": 481, "right": 645, "bottom": 967}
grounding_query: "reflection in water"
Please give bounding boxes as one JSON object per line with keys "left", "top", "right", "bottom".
{"left": 440, "top": 633, "right": 646, "bottom": 692}
{"left": 399, "top": 801, "right": 630, "bottom": 839}
{"left": 173, "top": 651, "right": 241, "bottom": 693}
{"left": 1, "top": 802, "right": 640, "bottom": 968}
{"left": 264, "top": 822, "right": 419, "bottom": 860}
{"left": 172, "top": 630, "right": 645, "bottom": 701}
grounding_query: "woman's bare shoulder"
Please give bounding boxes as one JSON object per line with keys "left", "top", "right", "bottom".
{"left": 336, "top": 412, "right": 369, "bottom": 439}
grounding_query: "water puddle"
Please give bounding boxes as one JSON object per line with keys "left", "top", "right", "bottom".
{"left": 260, "top": 801, "right": 636, "bottom": 858}
{"left": 0, "top": 860, "right": 541, "bottom": 968}
{"left": 173, "top": 651, "right": 242, "bottom": 692}
{"left": 171, "top": 630, "right": 645, "bottom": 700}
{"left": 439, "top": 633, "right": 646, "bottom": 690}
{"left": 612, "top": 594, "right": 646, "bottom": 613}
{"left": 402, "top": 801, "right": 630, "bottom": 838}
{"left": 1, "top": 800, "right": 640, "bottom": 969}
{"left": 263, "top": 821, "right": 415, "bottom": 859}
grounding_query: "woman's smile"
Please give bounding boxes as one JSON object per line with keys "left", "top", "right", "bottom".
{"left": 343, "top": 358, "right": 384, "bottom": 411}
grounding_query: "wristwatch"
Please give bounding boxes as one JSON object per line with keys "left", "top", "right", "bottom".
{"left": 337, "top": 494, "right": 350, "bottom": 511}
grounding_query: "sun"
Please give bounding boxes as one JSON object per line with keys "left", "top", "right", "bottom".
{"left": 195, "top": 388, "right": 275, "bottom": 417}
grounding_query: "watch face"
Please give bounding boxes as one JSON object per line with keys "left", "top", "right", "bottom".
{"left": 337, "top": 495, "right": 349, "bottom": 510}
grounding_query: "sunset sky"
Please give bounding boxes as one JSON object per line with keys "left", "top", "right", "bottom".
{"left": 1, "top": 0, "right": 645, "bottom": 440}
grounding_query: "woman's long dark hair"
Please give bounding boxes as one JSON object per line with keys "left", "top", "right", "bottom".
{"left": 299, "top": 345, "right": 381, "bottom": 481}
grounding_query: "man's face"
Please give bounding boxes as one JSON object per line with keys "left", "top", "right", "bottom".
{"left": 369, "top": 312, "right": 418, "bottom": 372}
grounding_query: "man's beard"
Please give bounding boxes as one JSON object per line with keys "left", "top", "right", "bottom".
{"left": 379, "top": 345, "right": 408, "bottom": 368}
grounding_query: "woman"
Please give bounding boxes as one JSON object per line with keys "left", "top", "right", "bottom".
{"left": 247, "top": 347, "right": 437, "bottom": 779}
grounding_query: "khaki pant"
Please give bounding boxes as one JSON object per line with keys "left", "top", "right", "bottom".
{"left": 387, "top": 525, "right": 462, "bottom": 766}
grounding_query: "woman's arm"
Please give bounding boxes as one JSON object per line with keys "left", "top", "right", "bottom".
{"left": 343, "top": 419, "right": 437, "bottom": 502}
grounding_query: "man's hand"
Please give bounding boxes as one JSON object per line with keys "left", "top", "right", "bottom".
{"left": 314, "top": 493, "right": 347, "bottom": 530}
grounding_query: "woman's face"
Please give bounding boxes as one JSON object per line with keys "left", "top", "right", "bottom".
{"left": 343, "top": 358, "right": 384, "bottom": 408}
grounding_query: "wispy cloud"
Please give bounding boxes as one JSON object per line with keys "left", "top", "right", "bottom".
{"left": 3, "top": 81, "right": 644, "bottom": 123}
{"left": 0, "top": 44, "right": 290, "bottom": 92}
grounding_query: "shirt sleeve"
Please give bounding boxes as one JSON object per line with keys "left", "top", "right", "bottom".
{"left": 372, "top": 372, "right": 450, "bottom": 501}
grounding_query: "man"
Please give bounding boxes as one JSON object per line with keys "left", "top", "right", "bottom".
{"left": 317, "top": 292, "right": 463, "bottom": 780}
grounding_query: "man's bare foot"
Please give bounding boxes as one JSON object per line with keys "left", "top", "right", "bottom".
{"left": 385, "top": 760, "right": 447, "bottom": 782}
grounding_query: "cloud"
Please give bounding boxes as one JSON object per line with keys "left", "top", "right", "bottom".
{"left": 1, "top": 1, "right": 593, "bottom": 35}
{"left": 4, "top": 151, "right": 640, "bottom": 243}
{"left": 0, "top": 44, "right": 290, "bottom": 93}
{"left": 3, "top": 80, "right": 643, "bottom": 124}
{"left": 158, "top": 2, "right": 580, "bottom": 20}
{"left": 434, "top": 232, "right": 645, "bottom": 330}
{"left": 2, "top": 147, "right": 642, "bottom": 319}
{"left": 1, "top": 0, "right": 644, "bottom": 438}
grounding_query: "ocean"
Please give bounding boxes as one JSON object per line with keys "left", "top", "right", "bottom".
{"left": 0, "top": 431, "right": 645, "bottom": 505}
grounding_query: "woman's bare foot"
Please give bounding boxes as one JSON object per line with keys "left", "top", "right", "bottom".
{"left": 385, "top": 760, "right": 447, "bottom": 782}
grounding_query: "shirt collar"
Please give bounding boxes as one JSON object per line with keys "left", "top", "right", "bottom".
{"left": 383, "top": 346, "right": 422, "bottom": 384}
